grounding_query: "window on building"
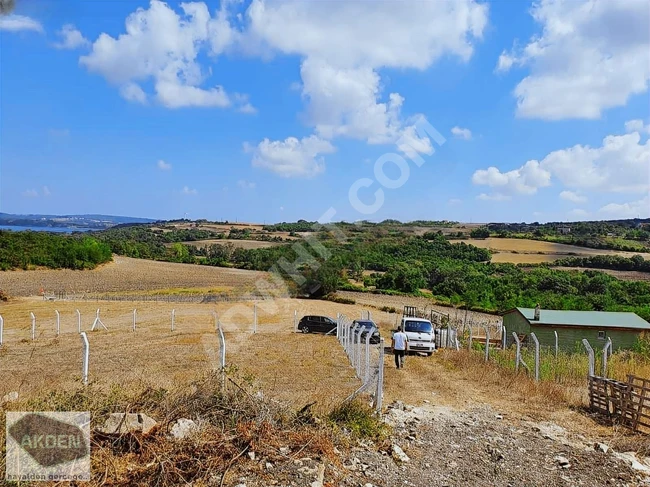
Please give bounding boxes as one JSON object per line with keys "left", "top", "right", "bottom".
{"left": 597, "top": 331, "right": 606, "bottom": 340}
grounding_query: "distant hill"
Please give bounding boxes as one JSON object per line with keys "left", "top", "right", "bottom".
{"left": 0, "top": 213, "right": 157, "bottom": 230}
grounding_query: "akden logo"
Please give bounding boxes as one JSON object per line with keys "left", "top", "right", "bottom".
{"left": 5, "top": 412, "right": 90, "bottom": 482}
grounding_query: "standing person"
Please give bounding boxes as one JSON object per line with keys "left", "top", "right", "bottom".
{"left": 392, "top": 325, "right": 408, "bottom": 369}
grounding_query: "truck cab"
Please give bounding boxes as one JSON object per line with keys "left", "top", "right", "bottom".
{"left": 401, "top": 316, "right": 436, "bottom": 356}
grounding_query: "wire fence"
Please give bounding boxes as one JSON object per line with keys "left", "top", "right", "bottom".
{"left": 336, "top": 313, "right": 385, "bottom": 413}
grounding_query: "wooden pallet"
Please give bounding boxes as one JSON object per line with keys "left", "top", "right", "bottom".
{"left": 589, "top": 375, "right": 650, "bottom": 434}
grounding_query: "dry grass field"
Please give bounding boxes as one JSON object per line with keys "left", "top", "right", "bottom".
{"left": 0, "top": 256, "right": 267, "bottom": 297}
{"left": 457, "top": 237, "right": 650, "bottom": 264}
{"left": 179, "top": 238, "right": 286, "bottom": 249}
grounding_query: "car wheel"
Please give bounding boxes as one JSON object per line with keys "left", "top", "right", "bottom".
{"left": 426, "top": 352, "right": 433, "bottom": 357}
{"left": 301, "top": 326, "right": 310, "bottom": 334}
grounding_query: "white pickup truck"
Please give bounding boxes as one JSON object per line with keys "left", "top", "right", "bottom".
{"left": 399, "top": 315, "right": 435, "bottom": 356}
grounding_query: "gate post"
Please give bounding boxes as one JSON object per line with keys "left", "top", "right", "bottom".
{"left": 582, "top": 339, "right": 595, "bottom": 377}
{"left": 530, "top": 332, "right": 540, "bottom": 381}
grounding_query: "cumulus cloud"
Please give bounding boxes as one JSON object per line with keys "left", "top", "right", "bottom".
{"left": 477, "top": 193, "right": 511, "bottom": 202}
{"left": 451, "top": 126, "right": 472, "bottom": 140}
{"left": 499, "top": 0, "right": 650, "bottom": 120}
{"left": 559, "top": 191, "right": 587, "bottom": 203}
{"left": 0, "top": 14, "right": 43, "bottom": 33}
{"left": 473, "top": 123, "right": 650, "bottom": 198}
{"left": 625, "top": 119, "right": 650, "bottom": 135}
{"left": 250, "top": 135, "right": 335, "bottom": 178}
{"left": 80, "top": 1, "right": 252, "bottom": 111}
{"left": 600, "top": 195, "right": 650, "bottom": 219}
{"left": 157, "top": 159, "right": 172, "bottom": 171}
{"left": 53, "top": 24, "right": 89, "bottom": 49}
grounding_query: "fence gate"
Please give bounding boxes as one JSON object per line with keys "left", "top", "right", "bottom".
{"left": 589, "top": 374, "right": 650, "bottom": 434}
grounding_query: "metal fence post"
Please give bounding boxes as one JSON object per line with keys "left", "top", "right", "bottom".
{"left": 171, "top": 309, "right": 175, "bottom": 331}
{"left": 80, "top": 332, "right": 89, "bottom": 386}
{"left": 502, "top": 326, "right": 506, "bottom": 350}
{"left": 512, "top": 332, "right": 521, "bottom": 372}
{"left": 582, "top": 339, "right": 595, "bottom": 377}
{"left": 0, "top": 315, "right": 3, "bottom": 347}
{"left": 30, "top": 312, "right": 36, "bottom": 341}
{"left": 55, "top": 310, "right": 60, "bottom": 337}
{"left": 607, "top": 337, "right": 613, "bottom": 358}
{"left": 376, "top": 338, "right": 385, "bottom": 413}
{"left": 530, "top": 332, "right": 540, "bottom": 381}
{"left": 76, "top": 309, "right": 81, "bottom": 333}
{"left": 351, "top": 324, "right": 359, "bottom": 367}
{"left": 483, "top": 325, "right": 490, "bottom": 362}
{"left": 355, "top": 326, "right": 364, "bottom": 377}
{"left": 364, "top": 328, "right": 373, "bottom": 383}
{"left": 132, "top": 309, "right": 137, "bottom": 332}
{"left": 218, "top": 319, "right": 226, "bottom": 390}
{"left": 554, "top": 330, "right": 559, "bottom": 358}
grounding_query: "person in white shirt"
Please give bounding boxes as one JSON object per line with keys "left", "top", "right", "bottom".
{"left": 392, "top": 326, "right": 408, "bottom": 369}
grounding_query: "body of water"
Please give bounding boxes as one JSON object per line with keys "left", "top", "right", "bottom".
{"left": 0, "top": 225, "right": 96, "bottom": 233}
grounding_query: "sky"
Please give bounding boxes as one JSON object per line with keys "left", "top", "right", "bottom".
{"left": 0, "top": 0, "right": 649, "bottom": 224}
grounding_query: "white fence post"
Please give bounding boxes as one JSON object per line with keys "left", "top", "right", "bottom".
{"left": 0, "top": 315, "right": 3, "bottom": 347}
{"left": 582, "top": 339, "right": 595, "bottom": 377}
{"left": 132, "top": 309, "right": 137, "bottom": 332}
{"left": 253, "top": 302, "right": 257, "bottom": 334}
{"left": 76, "top": 309, "right": 81, "bottom": 333}
{"left": 530, "top": 332, "right": 540, "bottom": 381}
{"left": 502, "top": 326, "right": 506, "bottom": 350}
{"left": 376, "top": 338, "right": 385, "bottom": 413}
{"left": 554, "top": 330, "right": 559, "bottom": 358}
{"left": 602, "top": 339, "right": 612, "bottom": 377}
{"left": 55, "top": 310, "right": 60, "bottom": 337}
{"left": 607, "top": 337, "right": 613, "bottom": 358}
{"left": 91, "top": 309, "right": 107, "bottom": 331}
{"left": 483, "top": 325, "right": 490, "bottom": 362}
{"left": 512, "top": 332, "right": 521, "bottom": 372}
{"left": 30, "top": 312, "right": 36, "bottom": 341}
{"left": 171, "top": 309, "right": 175, "bottom": 331}
{"left": 218, "top": 321, "right": 226, "bottom": 369}
{"left": 80, "top": 332, "right": 89, "bottom": 386}
{"left": 355, "top": 326, "right": 364, "bottom": 377}
{"left": 364, "top": 328, "right": 374, "bottom": 383}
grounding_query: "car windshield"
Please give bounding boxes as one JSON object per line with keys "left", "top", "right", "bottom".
{"left": 404, "top": 320, "right": 432, "bottom": 333}
{"left": 355, "top": 320, "right": 375, "bottom": 329}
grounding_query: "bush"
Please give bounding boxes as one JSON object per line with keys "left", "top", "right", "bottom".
{"left": 328, "top": 400, "right": 388, "bottom": 440}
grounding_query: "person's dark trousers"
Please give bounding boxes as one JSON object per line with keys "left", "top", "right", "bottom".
{"left": 394, "top": 349, "right": 405, "bottom": 368}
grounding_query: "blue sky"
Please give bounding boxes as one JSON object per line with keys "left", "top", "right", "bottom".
{"left": 1, "top": 0, "right": 648, "bottom": 224}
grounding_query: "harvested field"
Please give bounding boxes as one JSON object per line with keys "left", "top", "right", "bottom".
{"left": 180, "top": 238, "right": 286, "bottom": 249}
{"left": 457, "top": 237, "right": 650, "bottom": 264}
{"left": 0, "top": 256, "right": 267, "bottom": 297}
{"left": 556, "top": 267, "right": 650, "bottom": 282}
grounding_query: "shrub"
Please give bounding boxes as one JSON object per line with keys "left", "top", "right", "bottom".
{"left": 328, "top": 400, "right": 388, "bottom": 440}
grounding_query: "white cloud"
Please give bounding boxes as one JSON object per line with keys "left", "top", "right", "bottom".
{"left": 540, "top": 132, "right": 650, "bottom": 193}
{"left": 472, "top": 160, "right": 552, "bottom": 195}
{"left": 477, "top": 193, "right": 510, "bottom": 202}
{"left": 22, "top": 189, "right": 38, "bottom": 198}
{"left": 54, "top": 24, "right": 89, "bottom": 49}
{"left": 181, "top": 186, "right": 198, "bottom": 195}
{"left": 500, "top": 0, "right": 650, "bottom": 120}
{"left": 80, "top": 1, "right": 252, "bottom": 111}
{"left": 237, "top": 179, "right": 256, "bottom": 189}
{"left": 157, "top": 159, "right": 172, "bottom": 171}
{"left": 0, "top": 14, "right": 43, "bottom": 33}
{"left": 42, "top": 186, "right": 51, "bottom": 197}
{"left": 600, "top": 195, "right": 650, "bottom": 219}
{"left": 474, "top": 124, "right": 650, "bottom": 198}
{"left": 568, "top": 208, "right": 590, "bottom": 220}
{"left": 451, "top": 126, "right": 472, "bottom": 140}
{"left": 250, "top": 135, "right": 335, "bottom": 178}
{"left": 559, "top": 190, "right": 587, "bottom": 203}
{"left": 625, "top": 119, "right": 650, "bottom": 135}
{"left": 448, "top": 198, "right": 462, "bottom": 206}
{"left": 120, "top": 83, "right": 148, "bottom": 104}
{"left": 244, "top": 0, "right": 487, "bottom": 151}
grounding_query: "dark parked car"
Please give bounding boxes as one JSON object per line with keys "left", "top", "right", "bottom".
{"left": 352, "top": 319, "right": 381, "bottom": 344}
{"left": 298, "top": 315, "right": 337, "bottom": 334}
